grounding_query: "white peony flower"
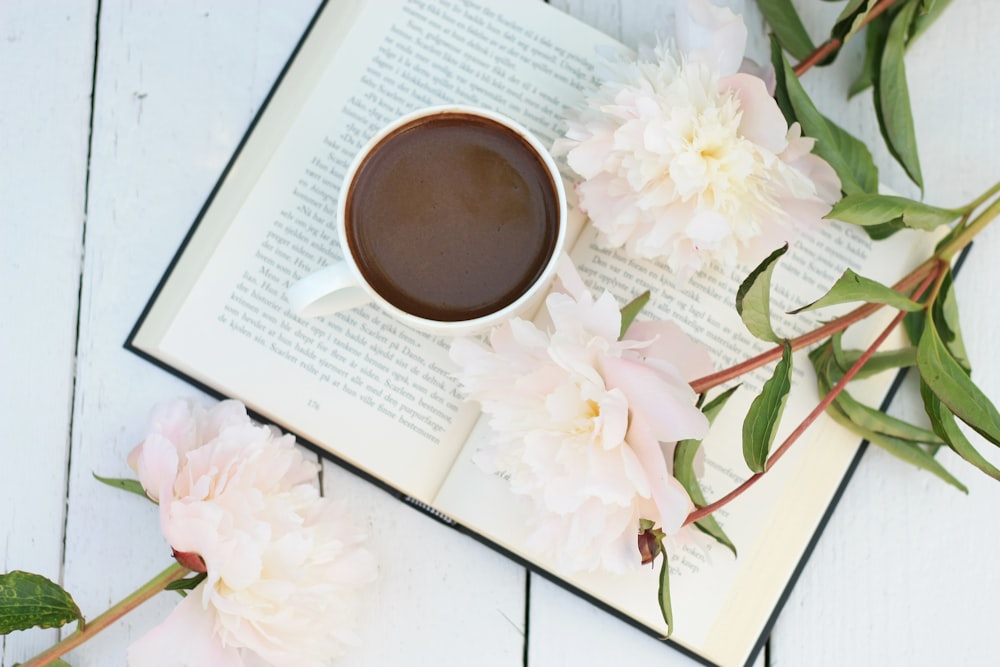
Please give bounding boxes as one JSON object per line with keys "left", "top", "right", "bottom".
{"left": 555, "top": 0, "right": 840, "bottom": 277}
{"left": 127, "top": 399, "right": 376, "bottom": 667}
{"left": 450, "top": 258, "right": 713, "bottom": 573}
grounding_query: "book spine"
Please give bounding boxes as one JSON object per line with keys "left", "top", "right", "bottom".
{"left": 402, "top": 496, "right": 457, "bottom": 527}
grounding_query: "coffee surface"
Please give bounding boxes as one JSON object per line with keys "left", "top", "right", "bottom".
{"left": 345, "top": 113, "right": 559, "bottom": 321}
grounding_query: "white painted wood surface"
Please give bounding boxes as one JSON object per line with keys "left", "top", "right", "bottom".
{"left": 2, "top": 2, "right": 998, "bottom": 666}
{"left": 1, "top": 1, "right": 95, "bottom": 663}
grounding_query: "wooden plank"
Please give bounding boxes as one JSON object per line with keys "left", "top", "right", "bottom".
{"left": 321, "top": 462, "right": 527, "bottom": 667}
{"left": 529, "top": 3, "right": 764, "bottom": 665}
{"left": 53, "top": 2, "right": 322, "bottom": 665}
{"left": 771, "top": 1, "right": 1000, "bottom": 665}
{"left": 535, "top": 1, "right": 1000, "bottom": 666}
{"left": 52, "top": 1, "right": 526, "bottom": 665}
{"left": 529, "top": 575, "right": 751, "bottom": 667}
{"left": 0, "top": 2, "right": 96, "bottom": 665}
{"left": 6, "top": 1, "right": 997, "bottom": 666}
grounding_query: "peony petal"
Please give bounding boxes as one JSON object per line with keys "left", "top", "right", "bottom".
{"left": 128, "top": 398, "right": 376, "bottom": 665}
{"left": 619, "top": 441, "right": 651, "bottom": 497}
{"left": 720, "top": 73, "right": 788, "bottom": 154}
{"left": 566, "top": 134, "right": 616, "bottom": 179}
{"left": 685, "top": 210, "right": 731, "bottom": 247}
{"left": 203, "top": 400, "right": 253, "bottom": 442}
{"left": 504, "top": 317, "right": 549, "bottom": 352}
{"left": 131, "top": 433, "right": 180, "bottom": 503}
{"left": 625, "top": 417, "right": 695, "bottom": 533}
{"left": 554, "top": 252, "right": 590, "bottom": 302}
{"left": 547, "top": 290, "right": 621, "bottom": 345}
{"left": 624, "top": 320, "right": 715, "bottom": 382}
{"left": 738, "top": 57, "right": 776, "bottom": 95}
{"left": 128, "top": 592, "right": 246, "bottom": 667}
{"left": 601, "top": 356, "right": 709, "bottom": 442}
{"left": 675, "top": 0, "right": 748, "bottom": 76}
{"left": 657, "top": 471, "right": 699, "bottom": 535}
{"left": 594, "top": 387, "right": 630, "bottom": 450}
{"left": 147, "top": 399, "right": 199, "bottom": 455}
{"left": 741, "top": 220, "right": 799, "bottom": 270}
{"left": 786, "top": 152, "right": 842, "bottom": 205}
{"left": 665, "top": 236, "right": 705, "bottom": 278}
{"left": 449, "top": 337, "right": 490, "bottom": 372}
{"left": 780, "top": 122, "right": 813, "bottom": 161}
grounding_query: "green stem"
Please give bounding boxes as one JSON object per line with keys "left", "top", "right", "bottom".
{"left": 938, "top": 194, "right": 1000, "bottom": 262}
{"left": 922, "top": 259, "right": 950, "bottom": 308}
{"left": 685, "top": 264, "right": 941, "bottom": 526}
{"left": 792, "top": 0, "right": 899, "bottom": 77}
{"left": 963, "top": 178, "right": 1000, "bottom": 213}
{"left": 19, "top": 562, "right": 190, "bottom": 667}
{"left": 690, "top": 258, "right": 936, "bottom": 395}
{"left": 691, "top": 181, "right": 1000, "bottom": 395}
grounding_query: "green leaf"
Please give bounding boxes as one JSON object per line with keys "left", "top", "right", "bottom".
{"left": 774, "top": 43, "right": 879, "bottom": 194}
{"left": 837, "top": 388, "right": 942, "bottom": 444}
{"left": 790, "top": 268, "right": 922, "bottom": 314}
{"left": 911, "top": 0, "right": 953, "bottom": 42}
{"left": 903, "top": 308, "right": 925, "bottom": 346}
{"left": 770, "top": 37, "right": 797, "bottom": 123}
{"left": 742, "top": 342, "right": 793, "bottom": 472}
{"left": 918, "top": 317, "right": 1000, "bottom": 447}
{"left": 92, "top": 473, "right": 149, "bottom": 500}
{"left": 619, "top": 290, "right": 650, "bottom": 340}
{"left": 847, "top": 11, "right": 887, "bottom": 98}
{"left": 816, "top": 340, "right": 941, "bottom": 444}
{"left": 810, "top": 343, "right": 966, "bottom": 491}
{"left": 657, "top": 549, "right": 674, "bottom": 637}
{"left": 860, "top": 219, "right": 907, "bottom": 241}
{"left": 0, "top": 571, "right": 84, "bottom": 634}
{"left": 674, "top": 386, "right": 740, "bottom": 557}
{"left": 824, "top": 116, "right": 880, "bottom": 194}
{"left": 874, "top": 0, "right": 924, "bottom": 189}
{"left": 827, "top": 193, "right": 962, "bottom": 231}
{"left": 834, "top": 345, "right": 917, "bottom": 380}
{"left": 832, "top": 0, "right": 878, "bottom": 44}
{"left": 860, "top": 426, "right": 966, "bottom": 492}
{"left": 736, "top": 244, "right": 786, "bottom": 343}
{"left": 13, "top": 660, "right": 72, "bottom": 667}
{"left": 849, "top": 0, "right": 951, "bottom": 98}
{"left": 699, "top": 386, "right": 739, "bottom": 426}
{"left": 758, "top": 0, "right": 816, "bottom": 61}
{"left": 921, "top": 382, "right": 1000, "bottom": 482}
{"left": 165, "top": 572, "right": 208, "bottom": 596}
{"left": 931, "top": 268, "right": 970, "bottom": 372}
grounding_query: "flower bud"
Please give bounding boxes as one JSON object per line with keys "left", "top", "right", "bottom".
{"left": 172, "top": 549, "right": 207, "bottom": 573}
{"left": 637, "top": 527, "right": 662, "bottom": 566}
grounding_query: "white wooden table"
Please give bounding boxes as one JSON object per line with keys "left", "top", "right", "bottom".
{"left": 4, "top": 2, "right": 1000, "bottom": 666}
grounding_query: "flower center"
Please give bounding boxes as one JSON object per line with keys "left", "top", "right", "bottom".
{"left": 671, "top": 100, "right": 756, "bottom": 205}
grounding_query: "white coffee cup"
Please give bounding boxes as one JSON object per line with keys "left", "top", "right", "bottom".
{"left": 287, "top": 104, "right": 567, "bottom": 336}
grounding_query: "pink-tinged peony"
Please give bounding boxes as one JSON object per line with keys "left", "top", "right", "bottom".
{"left": 450, "top": 258, "right": 713, "bottom": 573}
{"left": 126, "top": 399, "right": 376, "bottom": 667}
{"left": 555, "top": 0, "right": 840, "bottom": 277}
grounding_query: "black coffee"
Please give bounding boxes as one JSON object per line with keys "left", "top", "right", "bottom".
{"left": 345, "top": 112, "right": 560, "bottom": 321}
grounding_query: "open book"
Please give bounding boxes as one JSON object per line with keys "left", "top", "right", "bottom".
{"left": 127, "top": 1, "right": 936, "bottom": 666}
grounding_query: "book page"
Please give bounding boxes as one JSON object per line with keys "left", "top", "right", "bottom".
{"left": 131, "top": 0, "right": 625, "bottom": 502}
{"left": 434, "top": 221, "right": 936, "bottom": 667}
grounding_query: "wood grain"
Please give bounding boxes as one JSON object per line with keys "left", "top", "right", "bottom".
{"left": 769, "top": 2, "right": 1000, "bottom": 665}
{"left": 0, "top": 1, "right": 95, "bottom": 663}
{"left": 2, "top": 2, "right": 999, "bottom": 666}
{"left": 48, "top": 2, "right": 320, "bottom": 665}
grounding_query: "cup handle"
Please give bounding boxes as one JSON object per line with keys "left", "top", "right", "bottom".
{"left": 287, "top": 262, "right": 371, "bottom": 317}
